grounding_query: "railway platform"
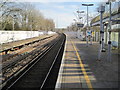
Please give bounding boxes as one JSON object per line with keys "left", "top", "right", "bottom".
{"left": 0, "top": 34, "right": 54, "bottom": 54}
{"left": 56, "top": 32, "right": 119, "bottom": 89}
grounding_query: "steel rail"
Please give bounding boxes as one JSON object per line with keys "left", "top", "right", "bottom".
{"left": 5, "top": 35, "right": 62, "bottom": 90}
{"left": 2, "top": 35, "right": 58, "bottom": 70}
{"left": 40, "top": 36, "right": 65, "bottom": 89}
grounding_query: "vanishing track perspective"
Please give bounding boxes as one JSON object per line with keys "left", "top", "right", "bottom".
{"left": 1, "top": 33, "right": 66, "bottom": 90}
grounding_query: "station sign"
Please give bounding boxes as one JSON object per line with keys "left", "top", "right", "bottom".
{"left": 86, "top": 30, "right": 92, "bottom": 36}
{"left": 77, "top": 24, "right": 84, "bottom": 27}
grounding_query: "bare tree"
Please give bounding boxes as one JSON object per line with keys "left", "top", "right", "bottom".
{"left": 0, "top": 1, "right": 55, "bottom": 31}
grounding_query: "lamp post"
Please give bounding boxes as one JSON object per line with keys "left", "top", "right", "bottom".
{"left": 10, "top": 8, "right": 21, "bottom": 42}
{"left": 106, "top": 1, "right": 112, "bottom": 61}
{"left": 82, "top": 4, "right": 94, "bottom": 46}
{"left": 11, "top": 14, "right": 16, "bottom": 42}
{"left": 73, "top": 19, "right": 77, "bottom": 22}
{"left": 73, "top": 19, "right": 78, "bottom": 37}
{"left": 73, "top": 19, "right": 78, "bottom": 31}
{"left": 97, "top": 5, "right": 105, "bottom": 61}
{"left": 76, "top": 10, "right": 84, "bottom": 23}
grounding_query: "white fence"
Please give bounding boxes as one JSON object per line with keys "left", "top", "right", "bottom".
{"left": 0, "top": 31, "right": 56, "bottom": 44}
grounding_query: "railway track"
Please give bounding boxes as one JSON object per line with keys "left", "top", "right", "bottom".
{"left": 2, "top": 35, "right": 57, "bottom": 62}
{"left": 1, "top": 33, "right": 66, "bottom": 90}
{"left": 1, "top": 34, "right": 58, "bottom": 85}
{"left": 1, "top": 34, "right": 58, "bottom": 80}
{"left": 2, "top": 34, "right": 58, "bottom": 68}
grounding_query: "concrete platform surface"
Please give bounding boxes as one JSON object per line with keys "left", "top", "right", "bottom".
{"left": 56, "top": 32, "right": 119, "bottom": 89}
{"left": 0, "top": 34, "right": 54, "bottom": 52}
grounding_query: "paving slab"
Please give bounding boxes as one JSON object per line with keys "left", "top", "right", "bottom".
{"left": 56, "top": 32, "right": 119, "bottom": 89}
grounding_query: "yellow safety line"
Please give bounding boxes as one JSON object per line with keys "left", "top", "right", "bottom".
{"left": 71, "top": 40, "right": 93, "bottom": 90}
